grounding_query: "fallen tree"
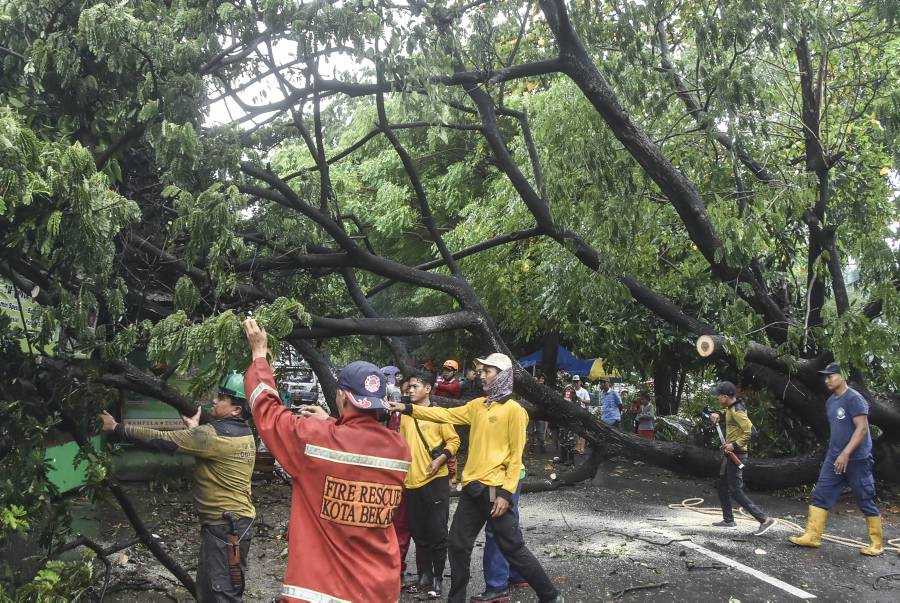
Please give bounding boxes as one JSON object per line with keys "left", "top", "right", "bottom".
{"left": 1, "top": 4, "right": 898, "bottom": 594}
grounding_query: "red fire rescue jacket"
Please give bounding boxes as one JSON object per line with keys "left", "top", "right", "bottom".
{"left": 245, "top": 358, "right": 411, "bottom": 602}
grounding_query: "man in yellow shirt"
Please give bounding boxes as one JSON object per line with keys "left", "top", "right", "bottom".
{"left": 398, "top": 371, "right": 460, "bottom": 599}
{"left": 99, "top": 373, "right": 256, "bottom": 601}
{"left": 708, "top": 381, "right": 775, "bottom": 536}
{"left": 387, "top": 353, "right": 560, "bottom": 603}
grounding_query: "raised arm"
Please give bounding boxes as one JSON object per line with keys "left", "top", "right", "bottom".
{"left": 243, "top": 318, "right": 329, "bottom": 475}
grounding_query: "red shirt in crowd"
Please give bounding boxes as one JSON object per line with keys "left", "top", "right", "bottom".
{"left": 245, "top": 358, "right": 411, "bottom": 602}
{"left": 433, "top": 376, "right": 461, "bottom": 398}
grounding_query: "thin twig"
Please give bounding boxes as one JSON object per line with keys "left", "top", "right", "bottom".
{"left": 613, "top": 582, "right": 670, "bottom": 598}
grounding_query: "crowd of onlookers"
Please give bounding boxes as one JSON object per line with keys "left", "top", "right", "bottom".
{"left": 527, "top": 373, "right": 657, "bottom": 466}
{"left": 378, "top": 361, "right": 659, "bottom": 471}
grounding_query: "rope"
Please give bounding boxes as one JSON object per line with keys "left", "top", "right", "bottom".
{"left": 668, "top": 498, "right": 900, "bottom": 553}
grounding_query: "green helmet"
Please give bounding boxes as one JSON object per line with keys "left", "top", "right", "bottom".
{"left": 218, "top": 372, "right": 246, "bottom": 401}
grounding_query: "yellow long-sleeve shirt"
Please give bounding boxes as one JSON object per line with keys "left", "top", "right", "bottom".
{"left": 117, "top": 419, "right": 256, "bottom": 524}
{"left": 724, "top": 403, "right": 753, "bottom": 450}
{"left": 409, "top": 396, "right": 528, "bottom": 494}
{"left": 399, "top": 412, "right": 460, "bottom": 489}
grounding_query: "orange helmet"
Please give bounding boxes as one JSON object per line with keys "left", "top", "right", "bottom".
{"left": 442, "top": 359, "right": 460, "bottom": 371}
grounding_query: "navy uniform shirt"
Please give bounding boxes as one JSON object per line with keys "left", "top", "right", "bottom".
{"left": 825, "top": 387, "right": 872, "bottom": 461}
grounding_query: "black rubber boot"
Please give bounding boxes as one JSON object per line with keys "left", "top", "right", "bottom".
{"left": 471, "top": 588, "right": 509, "bottom": 602}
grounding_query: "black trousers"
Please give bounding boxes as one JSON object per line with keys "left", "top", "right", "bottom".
{"left": 448, "top": 482, "right": 558, "bottom": 603}
{"left": 717, "top": 457, "right": 766, "bottom": 522}
{"left": 197, "top": 517, "right": 253, "bottom": 602}
{"left": 407, "top": 475, "right": 451, "bottom": 580}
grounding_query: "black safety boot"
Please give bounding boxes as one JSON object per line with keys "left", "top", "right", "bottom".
{"left": 471, "top": 588, "right": 509, "bottom": 602}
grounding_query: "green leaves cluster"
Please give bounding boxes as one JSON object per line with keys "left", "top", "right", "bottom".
{"left": 146, "top": 298, "right": 310, "bottom": 398}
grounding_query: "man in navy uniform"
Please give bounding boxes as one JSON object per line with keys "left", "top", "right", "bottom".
{"left": 789, "top": 363, "right": 883, "bottom": 556}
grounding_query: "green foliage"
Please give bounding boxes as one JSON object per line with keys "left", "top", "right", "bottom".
{"left": 174, "top": 276, "right": 201, "bottom": 314}
{"left": 11, "top": 556, "right": 94, "bottom": 603}
{"left": 147, "top": 299, "right": 309, "bottom": 398}
{"left": 0, "top": 1, "right": 897, "bottom": 594}
{"left": 0, "top": 505, "right": 28, "bottom": 537}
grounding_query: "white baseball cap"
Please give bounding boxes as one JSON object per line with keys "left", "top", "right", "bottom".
{"left": 572, "top": 375, "right": 581, "bottom": 381}
{"left": 475, "top": 353, "right": 513, "bottom": 372}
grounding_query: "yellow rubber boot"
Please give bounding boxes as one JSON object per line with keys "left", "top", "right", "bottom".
{"left": 859, "top": 516, "right": 884, "bottom": 556}
{"left": 789, "top": 506, "right": 828, "bottom": 548}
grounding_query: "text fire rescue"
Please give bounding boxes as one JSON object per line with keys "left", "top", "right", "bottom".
{"left": 320, "top": 476, "right": 403, "bottom": 528}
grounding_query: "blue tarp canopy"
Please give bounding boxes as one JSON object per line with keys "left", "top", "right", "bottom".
{"left": 518, "top": 345, "right": 595, "bottom": 377}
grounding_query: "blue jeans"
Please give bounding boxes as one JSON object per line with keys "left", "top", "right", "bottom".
{"left": 811, "top": 456, "right": 879, "bottom": 516}
{"left": 483, "top": 490, "right": 524, "bottom": 589}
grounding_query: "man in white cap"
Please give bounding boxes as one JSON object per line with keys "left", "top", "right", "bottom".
{"left": 386, "top": 353, "right": 561, "bottom": 603}
{"left": 571, "top": 375, "right": 591, "bottom": 457}
{"left": 571, "top": 375, "right": 590, "bottom": 408}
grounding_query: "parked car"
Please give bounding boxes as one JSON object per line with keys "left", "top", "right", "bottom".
{"left": 281, "top": 367, "right": 319, "bottom": 405}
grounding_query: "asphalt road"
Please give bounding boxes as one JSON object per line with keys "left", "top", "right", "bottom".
{"left": 87, "top": 456, "right": 899, "bottom": 601}
{"left": 397, "top": 458, "right": 899, "bottom": 602}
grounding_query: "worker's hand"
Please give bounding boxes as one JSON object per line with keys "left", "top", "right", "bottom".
{"left": 491, "top": 496, "right": 510, "bottom": 518}
{"left": 181, "top": 406, "right": 202, "bottom": 429}
{"left": 242, "top": 317, "right": 269, "bottom": 360}
{"left": 383, "top": 400, "right": 406, "bottom": 413}
{"left": 299, "top": 405, "right": 329, "bottom": 421}
{"left": 833, "top": 451, "right": 849, "bottom": 474}
{"left": 722, "top": 442, "right": 734, "bottom": 453}
{"left": 98, "top": 411, "right": 118, "bottom": 433}
{"left": 426, "top": 455, "right": 446, "bottom": 476}
{"left": 709, "top": 412, "right": 720, "bottom": 425}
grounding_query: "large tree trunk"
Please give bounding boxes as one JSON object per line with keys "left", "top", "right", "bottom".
{"left": 696, "top": 335, "right": 900, "bottom": 434}
{"left": 539, "top": 330, "right": 560, "bottom": 389}
{"left": 513, "top": 370, "right": 825, "bottom": 489}
{"left": 653, "top": 354, "right": 679, "bottom": 415}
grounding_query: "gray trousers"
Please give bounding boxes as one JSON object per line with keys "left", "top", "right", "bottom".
{"left": 197, "top": 517, "right": 253, "bottom": 602}
{"left": 717, "top": 457, "right": 766, "bottom": 522}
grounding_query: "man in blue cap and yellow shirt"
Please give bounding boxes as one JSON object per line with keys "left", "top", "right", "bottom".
{"left": 789, "top": 363, "right": 883, "bottom": 556}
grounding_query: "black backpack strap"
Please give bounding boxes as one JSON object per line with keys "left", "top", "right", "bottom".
{"left": 412, "top": 417, "right": 433, "bottom": 452}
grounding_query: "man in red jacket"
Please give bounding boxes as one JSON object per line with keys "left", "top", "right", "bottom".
{"left": 433, "top": 359, "right": 462, "bottom": 398}
{"left": 242, "top": 318, "right": 411, "bottom": 602}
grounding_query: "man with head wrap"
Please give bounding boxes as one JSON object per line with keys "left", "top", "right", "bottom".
{"left": 386, "top": 353, "right": 561, "bottom": 603}
{"left": 381, "top": 365, "right": 402, "bottom": 402}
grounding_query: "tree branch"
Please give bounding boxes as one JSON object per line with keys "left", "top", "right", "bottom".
{"left": 367, "top": 227, "right": 542, "bottom": 297}
{"left": 655, "top": 22, "right": 776, "bottom": 184}
{"left": 290, "top": 311, "right": 483, "bottom": 339}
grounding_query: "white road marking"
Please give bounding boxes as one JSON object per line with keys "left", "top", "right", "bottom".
{"left": 680, "top": 541, "right": 817, "bottom": 599}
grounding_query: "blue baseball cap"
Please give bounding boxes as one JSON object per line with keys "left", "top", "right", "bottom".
{"left": 339, "top": 361, "right": 387, "bottom": 410}
{"left": 712, "top": 381, "right": 737, "bottom": 397}
{"left": 818, "top": 362, "right": 842, "bottom": 375}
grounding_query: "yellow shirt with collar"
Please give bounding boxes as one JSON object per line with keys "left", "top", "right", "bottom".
{"left": 399, "top": 412, "right": 460, "bottom": 489}
{"left": 724, "top": 402, "right": 754, "bottom": 450}
{"left": 409, "top": 396, "right": 528, "bottom": 494}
